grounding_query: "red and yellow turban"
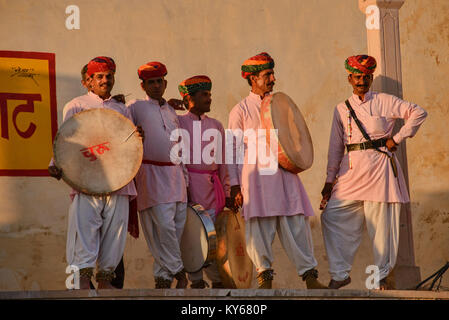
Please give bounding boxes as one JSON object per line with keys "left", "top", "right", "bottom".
{"left": 178, "top": 75, "right": 212, "bottom": 98}
{"left": 345, "top": 55, "right": 377, "bottom": 75}
{"left": 241, "top": 52, "right": 275, "bottom": 79}
{"left": 138, "top": 61, "right": 167, "bottom": 80}
{"left": 86, "top": 56, "right": 116, "bottom": 77}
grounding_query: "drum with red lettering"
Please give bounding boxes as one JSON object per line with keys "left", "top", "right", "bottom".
{"left": 180, "top": 204, "right": 217, "bottom": 273}
{"left": 260, "top": 92, "right": 313, "bottom": 174}
{"left": 215, "top": 209, "right": 253, "bottom": 289}
{"left": 53, "top": 108, "right": 143, "bottom": 195}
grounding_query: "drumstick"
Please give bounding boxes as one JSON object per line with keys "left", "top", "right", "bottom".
{"left": 232, "top": 209, "right": 241, "bottom": 229}
{"left": 123, "top": 128, "right": 137, "bottom": 142}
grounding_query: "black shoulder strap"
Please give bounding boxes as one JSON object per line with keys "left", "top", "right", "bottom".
{"left": 344, "top": 99, "right": 397, "bottom": 177}
{"left": 344, "top": 99, "right": 372, "bottom": 142}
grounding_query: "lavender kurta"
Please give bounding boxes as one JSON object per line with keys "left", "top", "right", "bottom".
{"left": 228, "top": 91, "right": 314, "bottom": 220}
{"left": 62, "top": 91, "right": 137, "bottom": 199}
{"left": 326, "top": 91, "right": 427, "bottom": 203}
{"left": 128, "top": 96, "right": 187, "bottom": 211}
{"left": 178, "top": 112, "right": 230, "bottom": 217}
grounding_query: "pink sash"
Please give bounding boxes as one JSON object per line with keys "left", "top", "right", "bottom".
{"left": 187, "top": 167, "right": 225, "bottom": 214}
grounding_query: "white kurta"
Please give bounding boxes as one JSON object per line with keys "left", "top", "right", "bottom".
{"left": 326, "top": 91, "right": 427, "bottom": 203}
{"left": 128, "top": 96, "right": 188, "bottom": 210}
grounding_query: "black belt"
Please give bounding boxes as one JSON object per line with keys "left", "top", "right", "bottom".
{"left": 346, "top": 138, "right": 387, "bottom": 152}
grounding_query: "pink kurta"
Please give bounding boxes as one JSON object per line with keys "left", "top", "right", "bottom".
{"left": 326, "top": 91, "right": 427, "bottom": 203}
{"left": 61, "top": 91, "right": 137, "bottom": 200}
{"left": 128, "top": 96, "right": 187, "bottom": 211}
{"left": 178, "top": 112, "right": 230, "bottom": 218}
{"left": 228, "top": 91, "right": 314, "bottom": 221}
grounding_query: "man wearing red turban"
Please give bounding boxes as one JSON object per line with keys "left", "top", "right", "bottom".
{"left": 320, "top": 55, "right": 427, "bottom": 289}
{"left": 48, "top": 56, "right": 141, "bottom": 290}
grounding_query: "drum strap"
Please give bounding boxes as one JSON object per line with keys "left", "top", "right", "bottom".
{"left": 187, "top": 167, "right": 226, "bottom": 214}
{"left": 142, "top": 159, "right": 175, "bottom": 166}
{"left": 344, "top": 99, "right": 398, "bottom": 178}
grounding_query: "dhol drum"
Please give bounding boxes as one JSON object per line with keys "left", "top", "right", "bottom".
{"left": 260, "top": 92, "right": 314, "bottom": 174}
{"left": 180, "top": 204, "right": 217, "bottom": 273}
{"left": 215, "top": 209, "right": 253, "bottom": 289}
{"left": 53, "top": 108, "right": 143, "bottom": 195}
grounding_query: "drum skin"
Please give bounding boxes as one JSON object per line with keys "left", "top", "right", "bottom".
{"left": 215, "top": 209, "right": 253, "bottom": 289}
{"left": 260, "top": 92, "right": 314, "bottom": 174}
{"left": 180, "top": 204, "right": 217, "bottom": 273}
{"left": 53, "top": 108, "right": 143, "bottom": 195}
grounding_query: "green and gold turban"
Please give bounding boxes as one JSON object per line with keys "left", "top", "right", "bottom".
{"left": 178, "top": 75, "right": 212, "bottom": 98}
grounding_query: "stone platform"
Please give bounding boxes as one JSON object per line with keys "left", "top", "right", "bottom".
{"left": 1, "top": 288, "right": 448, "bottom": 300}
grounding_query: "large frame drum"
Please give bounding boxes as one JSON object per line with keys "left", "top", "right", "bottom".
{"left": 180, "top": 204, "right": 217, "bottom": 273}
{"left": 260, "top": 92, "right": 314, "bottom": 174}
{"left": 215, "top": 209, "right": 253, "bottom": 288}
{"left": 53, "top": 108, "right": 143, "bottom": 195}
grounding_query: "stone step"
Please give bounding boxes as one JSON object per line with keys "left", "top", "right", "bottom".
{"left": 1, "top": 288, "right": 448, "bottom": 300}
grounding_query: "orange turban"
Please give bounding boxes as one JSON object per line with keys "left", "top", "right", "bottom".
{"left": 138, "top": 61, "right": 167, "bottom": 80}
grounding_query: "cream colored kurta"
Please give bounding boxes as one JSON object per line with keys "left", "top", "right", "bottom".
{"left": 128, "top": 96, "right": 188, "bottom": 210}
{"left": 326, "top": 91, "right": 427, "bottom": 203}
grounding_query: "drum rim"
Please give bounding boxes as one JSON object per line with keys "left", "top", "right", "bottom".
{"left": 53, "top": 108, "right": 143, "bottom": 196}
{"left": 182, "top": 204, "right": 217, "bottom": 273}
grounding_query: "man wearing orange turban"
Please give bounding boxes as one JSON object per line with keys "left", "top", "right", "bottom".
{"left": 128, "top": 61, "right": 189, "bottom": 289}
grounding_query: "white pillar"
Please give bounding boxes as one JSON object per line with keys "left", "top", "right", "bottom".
{"left": 358, "top": 0, "right": 421, "bottom": 289}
